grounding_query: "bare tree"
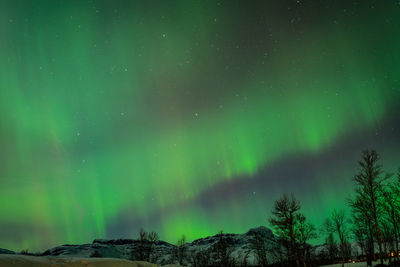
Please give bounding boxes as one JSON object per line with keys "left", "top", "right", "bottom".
{"left": 131, "top": 228, "right": 159, "bottom": 263}
{"left": 352, "top": 150, "right": 390, "bottom": 265}
{"left": 349, "top": 197, "right": 375, "bottom": 266}
{"left": 296, "top": 214, "right": 317, "bottom": 266}
{"left": 381, "top": 221, "right": 395, "bottom": 262}
{"left": 174, "top": 235, "right": 187, "bottom": 265}
{"left": 324, "top": 209, "right": 349, "bottom": 267}
{"left": 325, "top": 232, "right": 338, "bottom": 262}
{"left": 213, "top": 231, "right": 235, "bottom": 267}
{"left": 352, "top": 220, "right": 367, "bottom": 258}
{"left": 382, "top": 187, "right": 399, "bottom": 261}
{"left": 269, "top": 193, "right": 302, "bottom": 266}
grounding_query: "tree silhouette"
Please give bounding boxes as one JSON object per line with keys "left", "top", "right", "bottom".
{"left": 382, "top": 186, "right": 400, "bottom": 261}
{"left": 296, "top": 213, "right": 316, "bottom": 266}
{"left": 269, "top": 193, "right": 300, "bottom": 265}
{"left": 349, "top": 196, "right": 375, "bottom": 265}
{"left": 173, "top": 234, "right": 186, "bottom": 265}
{"left": 348, "top": 150, "right": 391, "bottom": 265}
{"left": 324, "top": 209, "right": 349, "bottom": 267}
{"left": 269, "top": 193, "right": 315, "bottom": 267}
{"left": 131, "top": 228, "right": 159, "bottom": 262}
{"left": 325, "top": 232, "right": 338, "bottom": 262}
{"left": 213, "top": 230, "right": 235, "bottom": 267}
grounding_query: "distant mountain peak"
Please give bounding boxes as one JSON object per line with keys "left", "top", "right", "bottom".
{"left": 245, "top": 226, "right": 274, "bottom": 237}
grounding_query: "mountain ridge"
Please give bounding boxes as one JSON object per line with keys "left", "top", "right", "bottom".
{"left": 1, "top": 226, "right": 279, "bottom": 266}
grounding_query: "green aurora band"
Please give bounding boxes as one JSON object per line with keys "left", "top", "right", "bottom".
{"left": 0, "top": 0, "right": 399, "bottom": 250}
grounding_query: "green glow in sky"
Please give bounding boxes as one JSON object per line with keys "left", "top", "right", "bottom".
{"left": 0, "top": 0, "right": 399, "bottom": 251}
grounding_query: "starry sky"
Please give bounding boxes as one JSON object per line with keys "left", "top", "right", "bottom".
{"left": 0, "top": 0, "right": 400, "bottom": 251}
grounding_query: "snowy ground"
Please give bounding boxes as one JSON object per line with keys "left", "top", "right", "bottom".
{"left": 321, "top": 260, "right": 389, "bottom": 267}
{"left": 0, "top": 254, "right": 392, "bottom": 267}
{"left": 0, "top": 254, "right": 166, "bottom": 267}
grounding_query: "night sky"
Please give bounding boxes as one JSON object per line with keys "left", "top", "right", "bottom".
{"left": 0, "top": 0, "right": 400, "bottom": 251}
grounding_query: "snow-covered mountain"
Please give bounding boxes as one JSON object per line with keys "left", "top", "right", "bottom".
{"left": 41, "top": 226, "right": 279, "bottom": 266}
{"left": 0, "top": 248, "right": 15, "bottom": 255}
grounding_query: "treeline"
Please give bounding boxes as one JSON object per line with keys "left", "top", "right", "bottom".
{"left": 268, "top": 150, "right": 400, "bottom": 267}
{"left": 124, "top": 149, "right": 400, "bottom": 267}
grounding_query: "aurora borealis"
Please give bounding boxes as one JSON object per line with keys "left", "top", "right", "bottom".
{"left": 0, "top": 0, "right": 400, "bottom": 251}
